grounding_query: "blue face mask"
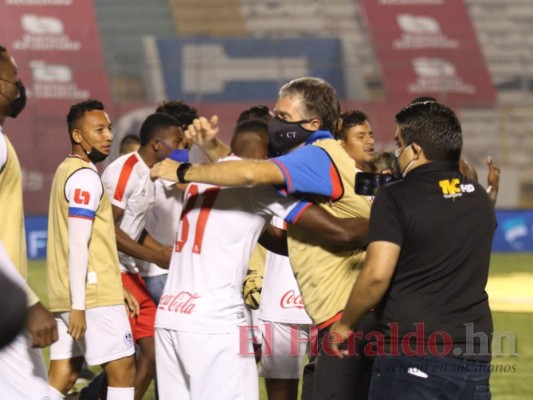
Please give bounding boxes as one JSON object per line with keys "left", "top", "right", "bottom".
{"left": 168, "top": 148, "right": 189, "bottom": 163}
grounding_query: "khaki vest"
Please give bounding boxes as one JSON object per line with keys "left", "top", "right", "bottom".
{"left": 47, "top": 157, "right": 123, "bottom": 311}
{"left": 287, "top": 139, "right": 371, "bottom": 324}
{"left": 0, "top": 136, "right": 39, "bottom": 305}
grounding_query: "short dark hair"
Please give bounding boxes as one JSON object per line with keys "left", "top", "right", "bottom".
{"left": 139, "top": 113, "right": 180, "bottom": 146}
{"left": 231, "top": 119, "right": 269, "bottom": 159}
{"left": 119, "top": 134, "right": 140, "bottom": 154}
{"left": 336, "top": 110, "right": 369, "bottom": 140}
{"left": 279, "top": 77, "right": 339, "bottom": 133}
{"left": 156, "top": 100, "right": 198, "bottom": 128}
{"left": 374, "top": 151, "right": 400, "bottom": 178}
{"left": 395, "top": 102, "right": 462, "bottom": 163}
{"left": 409, "top": 96, "right": 438, "bottom": 105}
{"left": 67, "top": 99, "right": 105, "bottom": 134}
{"left": 237, "top": 105, "right": 271, "bottom": 124}
{"left": 0, "top": 45, "right": 6, "bottom": 53}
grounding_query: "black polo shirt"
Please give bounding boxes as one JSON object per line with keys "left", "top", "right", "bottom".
{"left": 367, "top": 161, "right": 496, "bottom": 362}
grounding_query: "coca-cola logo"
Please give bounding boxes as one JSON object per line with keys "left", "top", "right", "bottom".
{"left": 280, "top": 290, "right": 305, "bottom": 309}
{"left": 159, "top": 291, "right": 200, "bottom": 314}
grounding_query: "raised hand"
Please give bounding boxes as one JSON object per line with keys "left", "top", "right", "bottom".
{"left": 185, "top": 116, "right": 219, "bottom": 150}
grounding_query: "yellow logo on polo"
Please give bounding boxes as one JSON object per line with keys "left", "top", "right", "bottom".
{"left": 439, "top": 179, "right": 461, "bottom": 195}
{"left": 439, "top": 179, "right": 475, "bottom": 199}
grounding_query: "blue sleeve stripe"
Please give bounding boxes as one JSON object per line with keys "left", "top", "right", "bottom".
{"left": 285, "top": 201, "right": 312, "bottom": 224}
{"left": 271, "top": 159, "right": 293, "bottom": 193}
{"left": 68, "top": 207, "right": 95, "bottom": 219}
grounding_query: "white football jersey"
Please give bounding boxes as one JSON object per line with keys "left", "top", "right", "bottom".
{"left": 101, "top": 152, "right": 155, "bottom": 273}
{"left": 259, "top": 217, "right": 312, "bottom": 324}
{"left": 156, "top": 158, "right": 301, "bottom": 333}
{"left": 0, "top": 128, "right": 7, "bottom": 171}
{"left": 137, "top": 179, "right": 183, "bottom": 277}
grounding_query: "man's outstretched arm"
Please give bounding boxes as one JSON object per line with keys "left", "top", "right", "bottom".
{"left": 151, "top": 157, "right": 285, "bottom": 187}
{"left": 328, "top": 241, "right": 399, "bottom": 357}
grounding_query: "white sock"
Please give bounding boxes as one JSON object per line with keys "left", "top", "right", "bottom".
{"left": 107, "top": 386, "right": 135, "bottom": 400}
{"left": 49, "top": 386, "right": 65, "bottom": 400}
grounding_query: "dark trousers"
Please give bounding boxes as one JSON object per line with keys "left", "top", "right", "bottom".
{"left": 369, "top": 354, "right": 491, "bottom": 400}
{"left": 302, "top": 312, "right": 378, "bottom": 400}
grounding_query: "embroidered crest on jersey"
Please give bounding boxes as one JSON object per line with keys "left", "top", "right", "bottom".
{"left": 123, "top": 331, "right": 134, "bottom": 348}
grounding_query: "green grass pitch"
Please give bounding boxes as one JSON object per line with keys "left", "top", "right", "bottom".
{"left": 28, "top": 253, "right": 533, "bottom": 399}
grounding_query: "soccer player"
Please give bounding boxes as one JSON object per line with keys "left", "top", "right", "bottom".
{"left": 245, "top": 216, "right": 314, "bottom": 400}
{"left": 137, "top": 100, "right": 197, "bottom": 305}
{"left": 155, "top": 114, "right": 367, "bottom": 400}
{"left": 102, "top": 112, "right": 185, "bottom": 399}
{"left": 47, "top": 99, "right": 136, "bottom": 400}
{"left": 0, "top": 44, "right": 57, "bottom": 399}
{"left": 236, "top": 112, "right": 312, "bottom": 400}
{"left": 152, "top": 77, "right": 372, "bottom": 399}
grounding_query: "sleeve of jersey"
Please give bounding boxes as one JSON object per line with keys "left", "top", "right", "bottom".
{"left": 284, "top": 200, "right": 313, "bottom": 224}
{"left": 366, "top": 187, "right": 404, "bottom": 247}
{"left": 271, "top": 146, "right": 343, "bottom": 200}
{"left": 65, "top": 169, "right": 103, "bottom": 220}
{"left": 102, "top": 157, "right": 138, "bottom": 209}
{"left": 251, "top": 187, "right": 309, "bottom": 224}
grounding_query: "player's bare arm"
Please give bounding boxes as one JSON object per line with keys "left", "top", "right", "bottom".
{"left": 295, "top": 205, "right": 369, "bottom": 249}
{"left": 260, "top": 207, "right": 369, "bottom": 256}
{"left": 138, "top": 229, "right": 173, "bottom": 263}
{"left": 329, "top": 240, "right": 399, "bottom": 357}
{"left": 151, "top": 158, "right": 285, "bottom": 187}
{"left": 259, "top": 224, "right": 288, "bottom": 256}
{"left": 185, "top": 115, "right": 230, "bottom": 162}
{"left": 111, "top": 205, "right": 171, "bottom": 269}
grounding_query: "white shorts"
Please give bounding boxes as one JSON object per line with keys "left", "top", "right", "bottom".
{"left": 0, "top": 331, "right": 49, "bottom": 400}
{"left": 259, "top": 320, "right": 311, "bottom": 379}
{"left": 156, "top": 328, "right": 258, "bottom": 400}
{"left": 50, "top": 305, "right": 135, "bottom": 366}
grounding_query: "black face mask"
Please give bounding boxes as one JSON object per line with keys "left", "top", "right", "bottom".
{"left": 267, "top": 116, "right": 315, "bottom": 157}
{"left": 86, "top": 146, "right": 108, "bottom": 163}
{"left": 80, "top": 134, "right": 108, "bottom": 163}
{"left": 0, "top": 78, "right": 27, "bottom": 118}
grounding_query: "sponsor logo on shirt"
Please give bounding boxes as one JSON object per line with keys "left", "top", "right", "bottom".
{"left": 158, "top": 291, "right": 200, "bottom": 314}
{"left": 280, "top": 290, "right": 305, "bottom": 310}
{"left": 73, "top": 188, "right": 90, "bottom": 204}
{"left": 438, "top": 178, "right": 475, "bottom": 199}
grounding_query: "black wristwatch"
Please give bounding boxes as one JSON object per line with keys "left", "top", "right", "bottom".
{"left": 177, "top": 162, "right": 192, "bottom": 183}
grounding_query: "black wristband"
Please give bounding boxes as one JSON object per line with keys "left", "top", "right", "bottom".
{"left": 176, "top": 162, "right": 192, "bottom": 183}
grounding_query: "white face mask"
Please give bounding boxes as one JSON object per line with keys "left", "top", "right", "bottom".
{"left": 395, "top": 144, "right": 415, "bottom": 177}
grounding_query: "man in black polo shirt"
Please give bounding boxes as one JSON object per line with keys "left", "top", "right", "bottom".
{"left": 330, "top": 101, "right": 496, "bottom": 399}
